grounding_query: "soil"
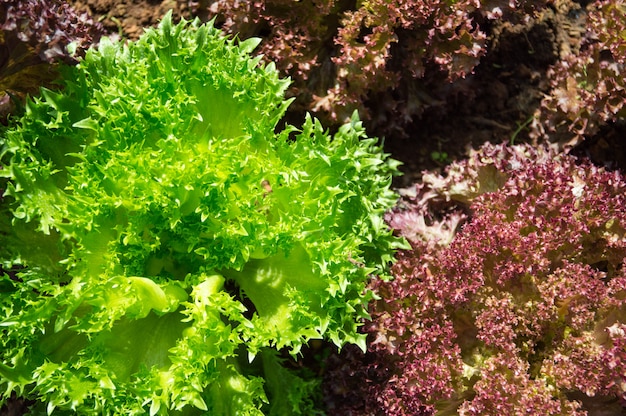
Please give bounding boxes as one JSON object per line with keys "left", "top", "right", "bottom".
{"left": 69, "top": 0, "right": 193, "bottom": 40}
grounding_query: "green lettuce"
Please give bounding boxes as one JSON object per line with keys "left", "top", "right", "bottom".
{"left": 0, "top": 12, "right": 403, "bottom": 415}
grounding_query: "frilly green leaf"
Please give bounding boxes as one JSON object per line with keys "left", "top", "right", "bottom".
{"left": 0, "top": 10, "right": 403, "bottom": 415}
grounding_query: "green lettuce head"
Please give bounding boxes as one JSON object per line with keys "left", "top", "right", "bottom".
{"left": 0, "top": 12, "right": 404, "bottom": 415}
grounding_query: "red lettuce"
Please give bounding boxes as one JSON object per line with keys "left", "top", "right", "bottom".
{"left": 0, "top": 0, "right": 104, "bottom": 119}
{"left": 324, "top": 143, "right": 626, "bottom": 415}
{"left": 200, "top": 0, "right": 550, "bottom": 137}
{"left": 531, "top": 0, "right": 626, "bottom": 148}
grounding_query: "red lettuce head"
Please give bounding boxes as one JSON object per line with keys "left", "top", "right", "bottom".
{"left": 325, "top": 143, "right": 626, "bottom": 415}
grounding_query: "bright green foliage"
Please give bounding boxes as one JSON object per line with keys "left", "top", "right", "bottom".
{"left": 0, "top": 12, "right": 402, "bottom": 415}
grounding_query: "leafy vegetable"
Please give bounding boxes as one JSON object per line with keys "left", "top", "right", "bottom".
{"left": 531, "top": 0, "right": 626, "bottom": 148}
{"left": 0, "top": 12, "right": 402, "bottom": 415}
{"left": 324, "top": 143, "right": 626, "bottom": 415}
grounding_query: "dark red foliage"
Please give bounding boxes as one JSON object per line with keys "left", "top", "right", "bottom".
{"left": 324, "top": 143, "right": 626, "bottom": 415}
{"left": 532, "top": 0, "right": 626, "bottom": 148}
{"left": 0, "top": 0, "right": 104, "bottom": 119}
{"left": 200, "top": 0, "right": 550, "bottom": 136}
{"left": 0, "top": 0, "right": 103, "bottom": 65}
